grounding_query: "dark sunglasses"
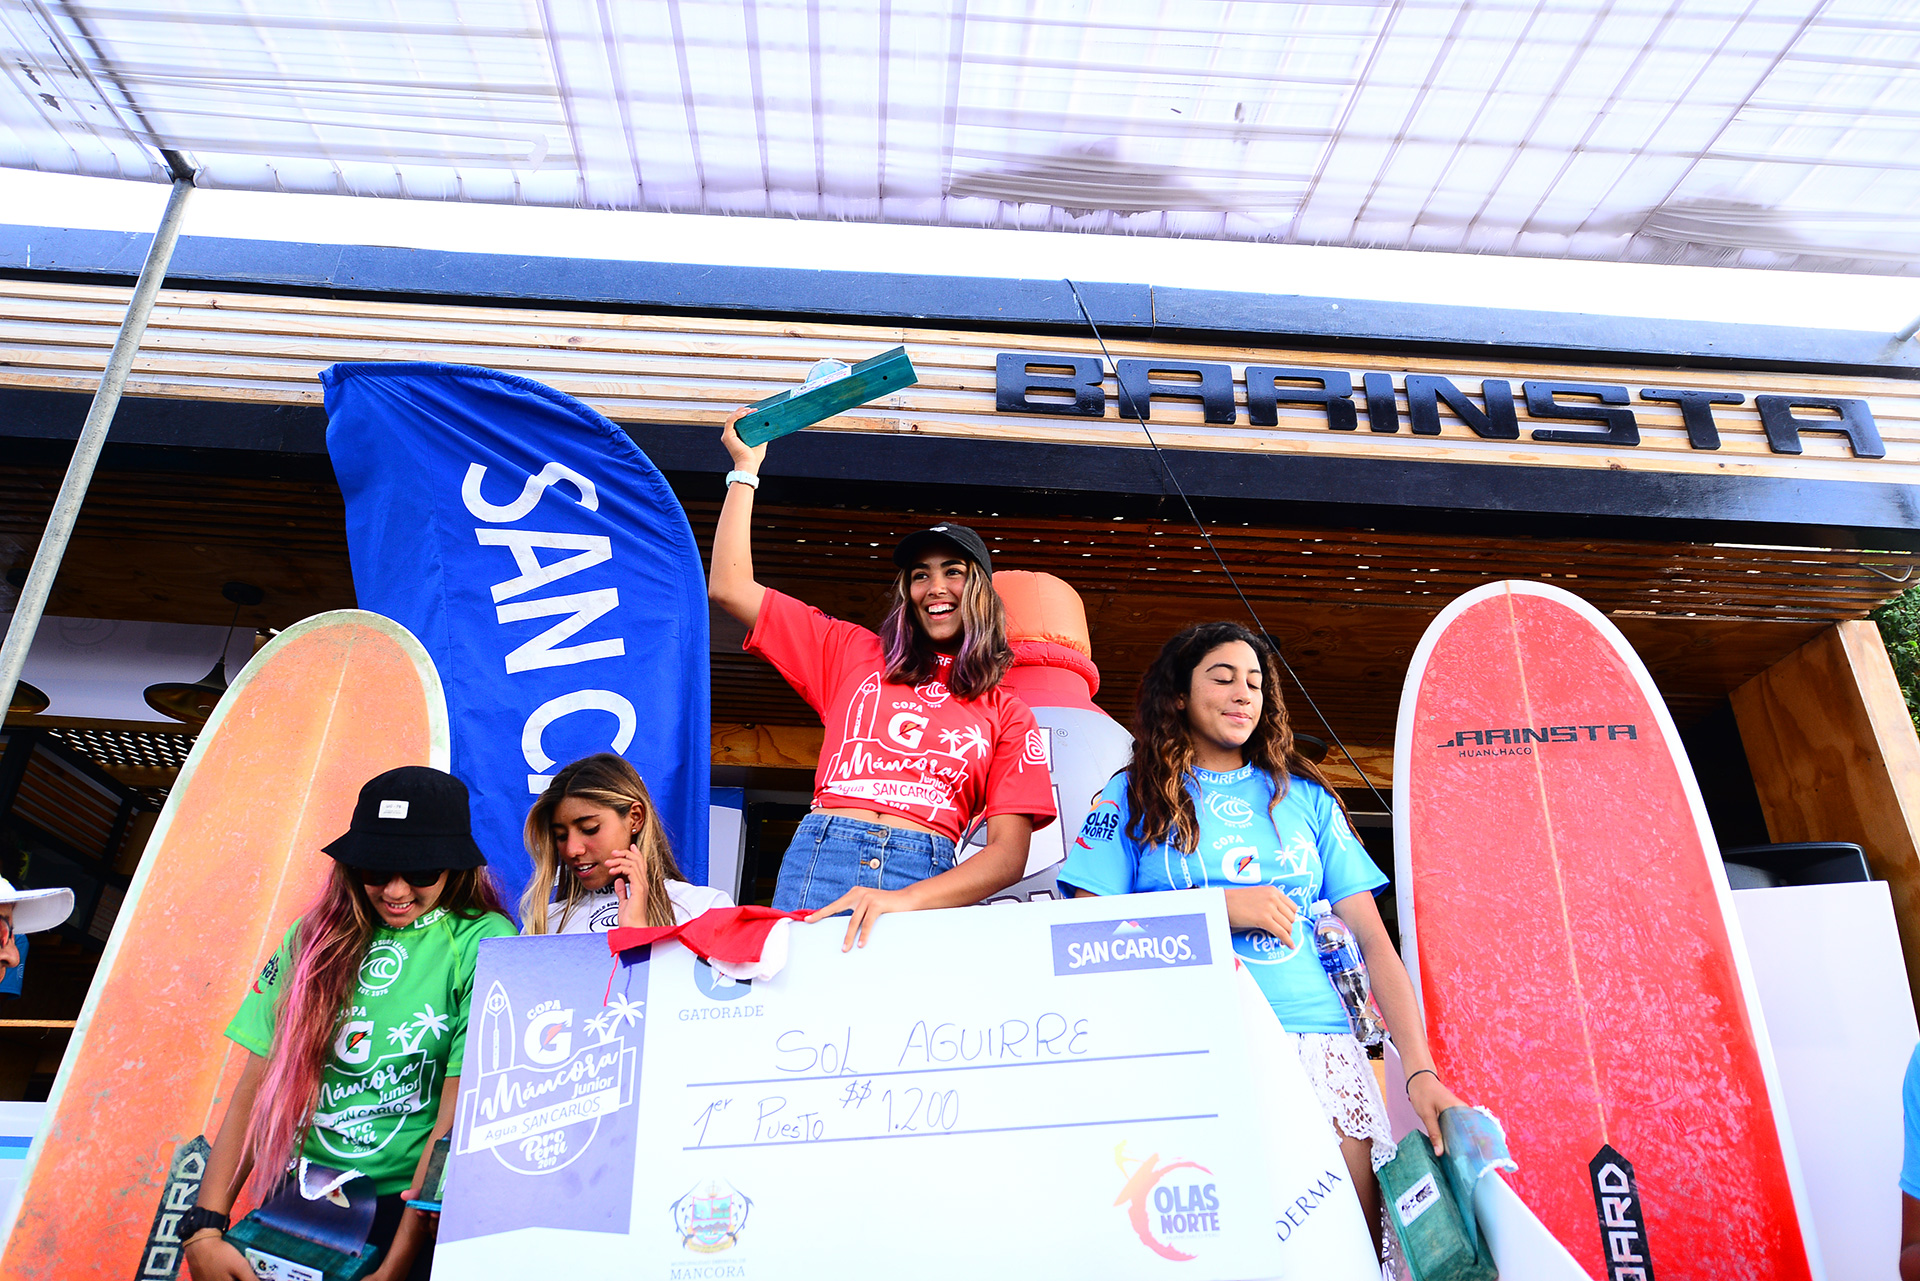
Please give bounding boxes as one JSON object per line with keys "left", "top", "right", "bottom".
{"left": 351, "top": 866, "right": 447, "bottom": 888}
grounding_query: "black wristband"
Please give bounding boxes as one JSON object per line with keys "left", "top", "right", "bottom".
{"left": 179, "top": 1206, "right": 230, "bottom": 1238}
{"left": 1404, "top": 1068, "right": 1439, "bottom": 1096}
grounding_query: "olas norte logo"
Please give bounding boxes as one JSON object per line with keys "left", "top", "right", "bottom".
{"left": 1076, "top": 803, "right": 1121, "bottom": 849}
{"left": 1113, "top": 1143, "right": 1222, "bottom": 1262}
{"left": 358, "top": 939, "right": 408, "bottom": 995}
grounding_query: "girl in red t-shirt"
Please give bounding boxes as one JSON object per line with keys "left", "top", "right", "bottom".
{"left": 711, "top": 411, "right": 1056, "bottom": 947}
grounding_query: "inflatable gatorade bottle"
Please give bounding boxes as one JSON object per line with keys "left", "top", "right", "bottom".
{"left": 956, "top": 571, "right": 1132, "bottom": 902}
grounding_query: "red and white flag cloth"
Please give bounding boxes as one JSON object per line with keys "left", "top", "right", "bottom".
{"left": 606, "top": 905, "right": 810, "bottom": 981}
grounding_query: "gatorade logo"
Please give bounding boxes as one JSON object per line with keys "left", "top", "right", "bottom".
{"left": 693, "top": 959, "right": 753, "bottom": 1002}
{"left": 888, "top": 712, "right": 929, "bottom": 749}
{"left": 1221, "top": 848, "right": 1261, "bottom": 883}
{"left": 335, "top": 1020, "right": 375, "bottom": 1065}
{"left": 358, "top": 940, "right": 408, "bottom": 995}
{"left": 524, "top": 1007, "right": 574, "bottom": 1066}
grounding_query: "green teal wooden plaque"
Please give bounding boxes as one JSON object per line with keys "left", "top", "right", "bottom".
{"left": 735, "top": 346, "right": 918, "bottom": 446}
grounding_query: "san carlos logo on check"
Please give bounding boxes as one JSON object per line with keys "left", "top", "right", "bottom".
{"left": 1051, "top": 914, "right": 1213, "bottom": 976}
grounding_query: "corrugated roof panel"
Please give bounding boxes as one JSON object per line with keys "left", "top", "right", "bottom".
{"left": 1, "top": 0, "right": 1915, "bottom": 271}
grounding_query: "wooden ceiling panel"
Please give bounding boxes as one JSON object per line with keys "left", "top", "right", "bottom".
{"left": 1, "top": 470, "right": 1907, "bottom": 767}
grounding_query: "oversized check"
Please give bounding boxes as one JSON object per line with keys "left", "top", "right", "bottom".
{"left": 435, "top": 890, "right": 1372, "bottom": 1280}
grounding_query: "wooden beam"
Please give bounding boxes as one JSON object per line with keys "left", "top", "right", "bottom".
{"left": 712, "top": 722, "right": 823, "bottom": 771}
{"left": 1315, "top": 744, "right": 1392, "bottom": 792}
{"left": 1731, "top": 621, "right": 1920, "bottom": 1016}
{"left": 711, "top": 718, "right": 1392, "bottom": 796}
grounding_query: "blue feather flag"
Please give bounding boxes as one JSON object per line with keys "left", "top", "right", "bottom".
{"left": 323, "top": 362, "right": 709, "bottom": 911}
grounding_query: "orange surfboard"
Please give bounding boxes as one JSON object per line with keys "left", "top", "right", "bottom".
{"left": 0, "top": 611, "right": 447, "bottom": 1279}
{"left": 1393, "top": 581, "right": 1821, "bottom": 1281}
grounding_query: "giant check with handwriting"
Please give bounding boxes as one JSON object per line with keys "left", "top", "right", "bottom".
{"left": 435, "top": 891, "right": 1376, "bottom": 1279}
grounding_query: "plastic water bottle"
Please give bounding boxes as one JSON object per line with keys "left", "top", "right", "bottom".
{"left": 1310, "top": 901, "right": 1388, "bottom": 1047}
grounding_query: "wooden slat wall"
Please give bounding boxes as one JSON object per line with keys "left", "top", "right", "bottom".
{"left": 1, "top": 279, "right": 1916, "bottom": 487}
{"left": 13, "top": 745, "right": 123, "bottom": 859}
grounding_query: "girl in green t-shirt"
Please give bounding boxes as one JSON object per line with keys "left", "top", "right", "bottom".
{"left": 182, "top": 767, "right": 516, "bottom": 1281}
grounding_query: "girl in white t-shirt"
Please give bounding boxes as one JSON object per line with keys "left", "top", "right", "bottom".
{"left": 518, "top": 753, "right": 732, "bottom": 935}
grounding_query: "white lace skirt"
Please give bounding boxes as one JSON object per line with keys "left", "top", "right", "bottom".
{"left": 1286, "top": 1031, "right": 1398, "bottom": 1172}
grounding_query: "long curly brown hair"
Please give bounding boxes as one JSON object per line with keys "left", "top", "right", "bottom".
{"left": 1125, "top": 621, "right": 1349, "bottom": 852}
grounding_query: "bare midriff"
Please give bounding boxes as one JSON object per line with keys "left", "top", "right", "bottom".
{"left": 814, "top": 805, "right": 942, "bottom": 838}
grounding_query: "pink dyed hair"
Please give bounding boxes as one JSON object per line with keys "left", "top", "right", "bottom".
{"left": 241, "top": 861, "right": 504, "bottom": 1190}
{"left": 878, "top": 548, "right": 1012, "bottom": 701}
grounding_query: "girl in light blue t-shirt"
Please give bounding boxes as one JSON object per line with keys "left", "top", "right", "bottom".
{"left": 1059, "top": 621, "right": 1467, "bottom": 1252}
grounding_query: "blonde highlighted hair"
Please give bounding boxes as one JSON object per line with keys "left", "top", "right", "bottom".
{"left": 520, "top": 754, "right": 685, "bottom": 933}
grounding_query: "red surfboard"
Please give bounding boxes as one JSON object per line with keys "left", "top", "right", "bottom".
{"left": 1393, "top": 581, "right": 1821, "bottom": 1281}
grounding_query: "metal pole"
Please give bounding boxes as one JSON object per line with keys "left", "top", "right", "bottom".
{"left": 0, "top": 169, "right": 193, "bottom": 719}
{"left": 1897, "top": 313, "right": 1920, "bottom": 344}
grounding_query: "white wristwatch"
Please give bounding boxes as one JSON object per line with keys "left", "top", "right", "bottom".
{"left": 725, "top": 470, "right": 761, "bottom": 490}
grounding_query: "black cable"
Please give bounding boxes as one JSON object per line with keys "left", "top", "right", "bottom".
{"left": 1063, "top": 278, "right": 1392, "bottom": 817}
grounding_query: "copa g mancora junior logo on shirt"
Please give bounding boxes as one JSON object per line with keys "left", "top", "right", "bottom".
{"left": 1051, "top": 914, "right": 1213, "bottom": 976}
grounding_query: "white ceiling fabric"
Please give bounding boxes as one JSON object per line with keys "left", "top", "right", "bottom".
{"left": 2, "top": 0, "right": 1916, "bottom": 272}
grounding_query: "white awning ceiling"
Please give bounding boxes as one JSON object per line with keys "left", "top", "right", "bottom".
{"left": 3, "top": 0, "right": 1916, "bottom": 273}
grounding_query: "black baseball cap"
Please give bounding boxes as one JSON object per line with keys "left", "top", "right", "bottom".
{"left": 892, "top": 522, "right": 993, "bottom": 575}
{"left": 322, "top": 766, "right": 488, "bottom": 872}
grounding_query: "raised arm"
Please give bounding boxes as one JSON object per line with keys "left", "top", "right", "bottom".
{"left": 709, "top": 408, "right": 770, "bottom": 629}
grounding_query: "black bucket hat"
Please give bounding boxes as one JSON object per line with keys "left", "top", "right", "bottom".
{"left": 322, "top": 766, "right": 488, "bottom": 872}
{"left": 892, "top": 521, "right": 992, "bottom": 575}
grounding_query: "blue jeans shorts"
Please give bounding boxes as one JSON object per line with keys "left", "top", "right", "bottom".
{"left": 772, "top": 813, "right": 958, "bottom": 913}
